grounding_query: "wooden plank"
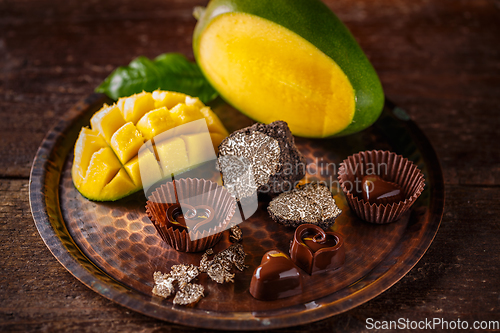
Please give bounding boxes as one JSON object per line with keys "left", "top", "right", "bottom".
{"left": 0, "top": 1, "right": 500, "bottom": 185}
{"left": 1, "top": 0, "right": 499, "bottom": 183}
{"left": 1, "top": 0, "right": 499, "bottom": 329}
{"left": 1, "top": 180, "right": 498, "bottom": 331}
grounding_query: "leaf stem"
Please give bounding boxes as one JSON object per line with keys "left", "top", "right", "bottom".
{"left": 193, "top": 6, "right": 206, "bottom": 20}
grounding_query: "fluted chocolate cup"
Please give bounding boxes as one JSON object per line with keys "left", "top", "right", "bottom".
{"left": 338, "top": 150, "right": 425, "bottom": 224}
{"left": 146, "top": 178, "right": 236, "bottom": 252}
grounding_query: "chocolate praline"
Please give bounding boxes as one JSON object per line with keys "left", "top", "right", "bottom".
{"left": 361, "top": 175, "right": 403, "bottom": 205}
{"left": 249, "top": 250, "right": 303, "bottom": 301}
{"left": 290, "top": 224, "right": 345, "bottom": 275}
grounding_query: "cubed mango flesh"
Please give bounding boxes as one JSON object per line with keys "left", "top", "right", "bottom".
{"left": 152, "top": 90, "right": 187, "bottom": 109}
{"left": 110, "top": 122, "right": 144, "bottom": 164}
{"left": 155, "top": 136, "right": 189, "bottom": 177}
{"left": 169, "top": 103, "right": 204, "bottom": 124}
{"left": 77, "top": 147, "right": 123, "bottom": 200}
{"left": 90, "top": 104, "right": 126, "bottom": 143}
{"left": 72, "top": 127, "right": 107, "bottom": 185}
{"left": 136, "top": 107, "right": 176, "bottom": 141}
{"left": 72, "top": 90, "right": 228, "bottom": 201}
{"left": 118, "top": 91, "right": 155, "bottom": 124}
{"left": 101, "top": 169, "right": 136, "bottom": 200}
{"left": 182, "top": 132, "right": 216, "bottom": 167}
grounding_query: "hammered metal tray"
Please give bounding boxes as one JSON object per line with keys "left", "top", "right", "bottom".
{"left": 30, "top": 94, "right": 444, "bottom": 330}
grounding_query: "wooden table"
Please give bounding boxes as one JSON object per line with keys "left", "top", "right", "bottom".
{"left": 1, "top": 0, "right": 498, "bottom": 331}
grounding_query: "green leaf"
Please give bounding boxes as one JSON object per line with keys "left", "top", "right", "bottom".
{"left": 95, "top": 53, "right": 218, "bottom": 103}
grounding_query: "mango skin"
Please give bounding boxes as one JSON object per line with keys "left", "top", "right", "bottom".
{"left": 193, "top": 0, "right": 385, "bottom": 137}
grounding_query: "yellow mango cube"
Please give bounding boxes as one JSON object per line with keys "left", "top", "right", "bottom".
{"left": 136, "top": 107, "right": 176, "bottom": 141}
{"left": 72, "top": 127, "right": 107, "bottom": 185}
{"left": 90, "top": 104, "right": 126, "bottom": 143}
{"left": 199, "top": 106, "right": 229, "bottom": 137}
{"left": 116, "top": 98, "right": 126, "bottom": 112}
{"left": 100, "top": 169, "right": 136, "bottom": 200}
{"left": 169, "top": 103, "right": 204, "bottom": 125}
{"left": 182, "top": 132, "right": 216, "bottom": 166}
{"left": 119, "top": 91, "right": 155, "bottom": 124}
{"left": 110, "top": 122, "right": 144, "bottom": 165}
{"left": 152, "top": 90, "right": 187, "bottom": 109}
{"left": 185, "top": 96, "right": 205, "bottom": 109}
{"left": 155, "top": 136, "right": 189, "bottom": 177}
{"left": 79, "top": 147, "right": 122, "bottom": 199}
{"left": 137, "top": 141, "right": 164, "bottom": 192}
{"left": 123, "top": 155, "right": 141, "bottom": 187}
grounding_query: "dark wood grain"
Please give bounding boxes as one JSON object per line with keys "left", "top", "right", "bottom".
{"left": 1, "top": 0, "right": 499, "bottom": 331}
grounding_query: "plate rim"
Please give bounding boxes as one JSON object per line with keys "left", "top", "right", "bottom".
{"left": 29, "top": 93, "right": 444, "bottom": 330}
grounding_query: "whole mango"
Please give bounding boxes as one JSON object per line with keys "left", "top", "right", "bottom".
{"left": 193, "top": 0, "right": 384, "bottom": 137}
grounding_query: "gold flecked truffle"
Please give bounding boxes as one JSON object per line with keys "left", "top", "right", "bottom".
{"left": 218, "top": 131, "right": 281, "bottom": 199}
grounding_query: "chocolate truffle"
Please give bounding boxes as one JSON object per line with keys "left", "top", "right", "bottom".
{"left": 217, "top": 121, "right": 305, "bottom": 200}
{"left": 268, "top": 183, "right": 342, "bottom": 230}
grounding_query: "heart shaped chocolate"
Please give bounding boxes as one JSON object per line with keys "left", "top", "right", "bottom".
{"left": 249, "top": 250, "right": 303, "bottom": 301}
{"left": 165, "top": 203, "right": 191, "bottom": 230}
{"left": 362, "top": 175, "right": 403, "bottom": 205}
{"left": 185, "top": 205, "right": 215, "bottom": 232}
{"left": 290, "top": 224, "right": 345, "bottom": 275}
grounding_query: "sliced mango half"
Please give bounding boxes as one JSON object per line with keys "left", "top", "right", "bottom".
{"left": 72, "top": 90, "right": 228, "bottom": 201}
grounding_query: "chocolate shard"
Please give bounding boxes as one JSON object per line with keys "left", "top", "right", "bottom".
{"left": 206, "top": 261, "right": 235, "bottom": 284}
{"left": 218, "top": 121, "right": 305, "bottom": 200}
{"left": 199, "top": 248, "right": 213, "bottom": 273}
{"left": 152, "top": 264, "right": 200, "bottom": 300}
{"left": 152, "top": 271, "right": 176, "bottom": 298}
{"left": 173, "top": 283, "right": 205, "bottom": 306}
{"left": 229, "top": 224, "right": 243, "bottom": 243}
{"left": 168, "top": 264, "right": 200, "bottom": 290}
{"left": 199, "top": 243, "right": 248, "bottom": 284}
{"left": 268, "top": 182, "right": 342, "bottom": 230}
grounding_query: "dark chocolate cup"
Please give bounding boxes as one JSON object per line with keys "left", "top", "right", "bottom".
{"left": 146, "top": 178, "right": 236, "bottom": 252}
{"left": 338, "top": 150, "right": 425, "bottom": 224}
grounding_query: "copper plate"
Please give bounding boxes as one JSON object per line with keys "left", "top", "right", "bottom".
{"left": 30, "top": 94, "right": 444, "bottom": 330}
